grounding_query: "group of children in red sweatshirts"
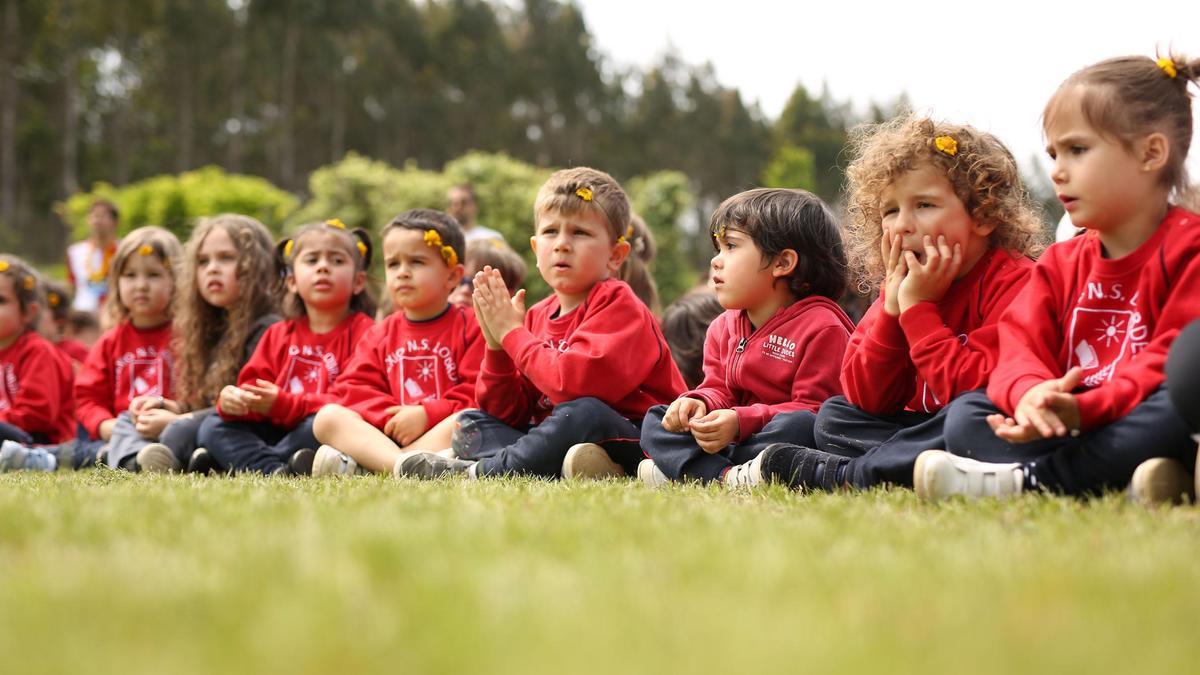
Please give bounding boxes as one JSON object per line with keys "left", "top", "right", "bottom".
{"left": 2, "top": 53, "right": 1199, "bottom": 505}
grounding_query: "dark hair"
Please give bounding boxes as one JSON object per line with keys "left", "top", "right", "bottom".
{"left": 277, "top": 220, "right": 376, "bottom": 319}
{"left": 465, "top": 239, "right": 527, "bottom": 291}
{"left": 41, "top": 279, "right": 73, "bottom": 322}
{"left": 68, "top": 309, "right": 99, "bottom": 334}
{"left": 662, "top": 291, "right": 724, "bottom": 389}
{"left": 1044, "top": 52, "right": 1199, "bottom": 202}
{"left": 89, "top": 198, "right": 119, "bottom": 221}
{"left": 382, "top": 209, "right": 466, "bottom": 269}
{"left": 0, "top": 254, "right": 41, "bottom": 330}
{"left": 709, "top": 188, "right": 847, "bottom": 301}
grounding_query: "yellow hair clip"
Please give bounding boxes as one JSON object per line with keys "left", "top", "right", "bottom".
{"left": 423, "top": 229, "right": 459, "bottom": 267}
{"left": 23, "top": 276, "right": 35, "bottom": 291}
{"left": 138, "top": 244, "right": 155, "bottom": 257}
{"left": 283, "top": 239, "right": 295, "bottom": 258}
{"left": 575, "top": 187, "right": 593, "bottom": 202}
{"left": 48, "top": 292, "right": 61, "bottom": 307}
{"left": 713, "top": 223, "right": 727, "bottom": 242}
{"left": 0, "top": 261, "right": 8, "bottom": 273}
{"left": 934, "top": 135, "right": 958, "bottom": 157}
{"left": 326, "top": 218, "right": 347, "bottom": 230}
{"left": 1157, "top": 57, "right": 1178, "bottom": 79}
{"left": 356, "top": 241, "right": 367, "bottom": 257}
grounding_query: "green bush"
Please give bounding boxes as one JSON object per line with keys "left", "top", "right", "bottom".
{"left": 57, "top": 166, "right": 297, "bottom": 241}
{"left": 627, "top": 171, "right": 699, "bottom": 308}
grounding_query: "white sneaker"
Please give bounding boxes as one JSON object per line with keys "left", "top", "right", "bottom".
{"left": 136, "top": 443, "right": 182, "bottom": 473}
{"left": 637, "top": 459, "right": 670, "bottom": 487}
{"left": 1128, "top": 457, "right": 1194, "bottom": 506}
{"left": 561, "top": 443, "right": 625, "bottom": 480}
{"left": 722, "top": 452, "right": 767, "bottom": 489}
{"left": 312, "top": 444, "right": 365, "bottom": 477}
{"left": 914, "top": 450, "right": 1024, "bottom": 501}
{"left": 0, "top": 440, "right": 57, "bottom": 472}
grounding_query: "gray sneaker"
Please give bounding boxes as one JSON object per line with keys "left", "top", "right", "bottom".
{"left": 1128, "top": 457, "right": 1194, "bottom": 506}
{"left": 0, "top": 440, "right": 58, "bottom": 472}
{"left": 637, "top": 458, "right": 670, "bottom": 487}
{"left": 136, "top": 443, "right": 182, "bottom": 473}
{"left": 562, "top": 443, "right": 625, "bottom": 480}
{"left": 312, "top": 445, "right": 366, "bottom": 477}
{"left": 394, "top": 451, "right": 476, "bottom": 480}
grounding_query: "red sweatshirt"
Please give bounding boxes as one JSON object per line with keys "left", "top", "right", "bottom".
{"left": 989, "top": 207, "right": 1200, "bottom": 430}
{"left": 335, "top": 305, "right": 484, "bottom": 431}
{"left": 0, "top": 331, "right": 76, "bottom": 443}
{"left": 218, "top": 312, "right": 375, "bottom": 428}
{"left": 843, "top": 247, "right": 1034, "bottom": 415}
{"left": 74, "top": 320, "right": 174, "bottom": 438}
{"left": 57, "top": 339, "right": 90, "bottom": 367}
{"left": 684, "top": 296, "right": 854, "bottom": 441}
{"left": 478, "top": 278, "right": 686, "bottom": 426}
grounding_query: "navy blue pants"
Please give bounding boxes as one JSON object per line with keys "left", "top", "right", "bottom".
{"left": 942, "top": 388, "right": 1194, "bottom": 496}
{"left": 1167, "top": 319, "right": 1200, "bottom": 434}
{"left": 0, "top": 421, "right": 44, "bottom": 445}
{"left": 455, "top": 397, "right": 642, "bottom": 478}
{"left": 641, "top": 405, "right": 818, "bottom": 483}
{"left": 198, "top": 414, "right": 318, "bottom": 475}
{"left": 811, "top": 396, "right": 951, "bottom": 488}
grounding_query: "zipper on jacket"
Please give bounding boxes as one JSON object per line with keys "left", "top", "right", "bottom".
{"left": 735, "top": 338, "right": 747, "bottom": 353}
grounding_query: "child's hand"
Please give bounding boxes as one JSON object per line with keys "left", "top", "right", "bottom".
{"left": 689, "top": 409, "right": 740, "bottom": 453}
{"left": 898, "top": 235, "right": 963, "bottom": 313}
{"left": 129, "top": 394, "right": 159, "bottom": 415}
{"left": 990, "top": 367, "right": 1083, "bottom": 442}
{"left": 473, "top": 293, "right": 502, "bottom": 350}
{"left": 383, "top": 405, "right": 428, "bottom": 446}
{"left": 662, "top": 397, "right": 707, "bottom": 432}
{"left": 473, "top": 267, "right": 526, "bottom": 343}
{"left": 219, "top": 385, "right": 249, "bottom": 417}
{"left": 881, "top": 233, "right": 907, "bottom": 317}
{"left": 240, "top": 379, "right": 280, "bottom": 415}
{"left": 134, "top": 408, "right": 179, "bottom": 439}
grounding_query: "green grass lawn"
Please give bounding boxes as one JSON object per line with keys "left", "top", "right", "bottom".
{"left": 1, "top": 471, "right": 1197, "bottom": 674}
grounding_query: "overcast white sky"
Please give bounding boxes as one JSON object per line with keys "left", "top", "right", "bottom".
{"left": 577, "top": 0, "right": 1200, "bottom": 182}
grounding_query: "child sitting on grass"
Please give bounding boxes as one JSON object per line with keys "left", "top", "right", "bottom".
{"left": 198, "top": 220, "right": 376, "bottom": 476}
{"left": 916, "top": 53, "right": 1200, "bottom": 504}
{"left": 396, "top": 167, "right": 686, "bottom": 480}
{"left": 311, "top": 209, "right": 484, "bottom": 475}
{"left": 638, "top": 188, "right": 854, "bottom": 487}
{"left": 741, "top": 116, "right": 1041, "bottom": 491}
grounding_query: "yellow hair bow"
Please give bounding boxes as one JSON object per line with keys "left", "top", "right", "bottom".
{"left": 934, "top": 135, "right": 958, "bottom": 157}
{"left": 713, "top": 223, "right": 727, "bottom": 242}
{"left": 423, "top": 229, "right": 459, "bottom": 267}
{"left": 356, "top": 241, "right": 368, "bottom": 257}
{"left": 0, "top": 261, "right": 8, "bottom": 273}
{"left": 138, "top": 244, "right": 155, "bottom": 257}
{"left": 48, "top": 292, "right": 61, "bottom": 307}
{"left": 1157, "top": 57, "right": 1177, "bottom": 79}
{"left": 326, "top": 218, "right": 347, "bottom": 230}
{"left": 575, "top": 187, "right": 593, "bottom": 202}
{"left": 283, "top": 239, "right": 295, "bottom": 258}
{"left": 23, "top": 276, "right": 35, "bottom": 291}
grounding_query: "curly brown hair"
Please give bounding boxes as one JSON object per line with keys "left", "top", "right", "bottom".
{"left": 1045, "top": 52, "right": 1199, "bottom": 206}
{"left": 173, "top": 214, "right": 281, "bottom": 409}
{"left": 103, "top": 226, "right": 183, "bottom": 327}
{"left": 844, "top": 115, "right": 1045, "bottom": 294}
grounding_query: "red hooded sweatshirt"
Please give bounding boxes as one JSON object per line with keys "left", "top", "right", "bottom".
{"left": 684, "top": 296, "right": 854, "bottom": 441}
{"left": 0, "top": 330, "right": 76, "bottom": 443}
{"left": 842, "top": 247, "right": 1034, "bottom": 415}
{"left": 989, "top": 207, "right": 1200, "bottom": 430}
{"left": 335, "top": 304, "right": 484, "bottom": 431}
{"left": 477, "top": 278, "right": 686, "bottom": 427}
{"left": 74, "top": 320, "right": 173, "bottom": 438}
{"left": 218, "top": 312, "right": 375, "bottom": 428}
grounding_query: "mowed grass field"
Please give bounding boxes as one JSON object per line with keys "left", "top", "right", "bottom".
{"left": 1, "top": 470, "right": 1198, "bottom": 674}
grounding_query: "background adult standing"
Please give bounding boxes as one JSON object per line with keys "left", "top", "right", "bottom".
{"left": 447, "top": 184, "right": 505, "bottom": 244}
{"left": 65, "top": 199, "right": 120, "bottom": 313}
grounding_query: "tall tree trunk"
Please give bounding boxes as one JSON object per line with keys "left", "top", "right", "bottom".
{"left": 175, "top": 67, "right": 194, "bottom": 173}
{"left": 331, "top": 69, "right": 345, "bottom": 163}
{"left": 61, "top": 52, "right": 80, "bottom": 197}
{"left": 278, "top": 11, "right": 300, "bottom": 188}
{"left": 226, "top": 15, "right": 246, "bottom": 172}
{"left": 1, "top": 0, "right": 18, "bottom": 230}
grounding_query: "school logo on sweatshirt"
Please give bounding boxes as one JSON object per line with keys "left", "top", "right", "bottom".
{"left": 1069, "top": 282, "right": 1150, "bottom": 388}
{"left": 284, "top": 355, "right": 325, "bottom": 395}
{"left": 398, "top": 355, "right": 442, "bottom": 403}
{"left": 115, "top": 347, "right": 171, "bottom": 401}
{"left": 0, "top": 363, "right": 15, "bottom": 410}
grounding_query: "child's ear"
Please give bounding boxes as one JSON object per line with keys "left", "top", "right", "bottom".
{"left": 771, "top": 249, "right": 799, "bottom": 278}
{"left": 529, "top": 236, "right": 538, "bottom": 256}
{"left": 1138, "top": 132, "right": 1170, "bottom": 172}
{"left": 607, "top": 239, "right": 632, "bottom": 271}
{"left": 351, "top": 269, "right": 368, "bottom": 296}
{"left": 972, "top": 219, "right": 1000, "bottom": 238}
{"left": 285, "top": 271, "right": 298, "bottom": 296}
{"left": 446, "top": 263, "right": 465, "bottom": 289}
